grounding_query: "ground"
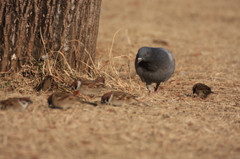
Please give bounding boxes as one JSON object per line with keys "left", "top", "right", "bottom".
{"left": 1, "top": 0, "right": 240, "bottom": 158}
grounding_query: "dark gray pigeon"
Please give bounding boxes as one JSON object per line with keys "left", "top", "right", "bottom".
{"left": 135, "top": 47, "right": 175, "bottom": 93}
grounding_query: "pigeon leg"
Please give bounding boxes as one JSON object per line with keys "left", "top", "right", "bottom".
{"left": 146, "top": 83, "right": 152, "bottom": 94}
{"left": 154, "top": 83, "right": 160, "bottom": 92}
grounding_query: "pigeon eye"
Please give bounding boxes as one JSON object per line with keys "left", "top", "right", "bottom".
{"left": 144, "top": 53, "right": 149, "bottom": 56}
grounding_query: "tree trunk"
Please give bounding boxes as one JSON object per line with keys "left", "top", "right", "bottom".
{"left": 0, "top": 0, "right": 101, "bottom": 74}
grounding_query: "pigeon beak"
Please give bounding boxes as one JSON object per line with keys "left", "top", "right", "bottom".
{"left": 137, "top": 57, "right": 143, "bottom": 63}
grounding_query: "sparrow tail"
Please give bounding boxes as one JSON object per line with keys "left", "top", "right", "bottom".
{"left": 81, "top": 101, "right": 98, "bottom": 107}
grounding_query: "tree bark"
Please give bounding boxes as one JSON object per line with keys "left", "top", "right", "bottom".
{"left": 0, "top": 0, "right": 101, "bottom": 73}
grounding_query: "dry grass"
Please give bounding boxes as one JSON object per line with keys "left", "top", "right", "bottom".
{"left": 1, "top": 0, "right": 240, "bottom": 158}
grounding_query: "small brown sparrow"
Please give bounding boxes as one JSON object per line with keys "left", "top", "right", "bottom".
{"left": 101, "top": 91, "right": 148, "bottom": 106}
{"left": 71, "top": 77, "right": 107, "bottom": 97}
{"left": 192, "top": 83, "right": 214, "bottom": 99}
{"left": 48, "top": 92, "right": 98, "bottom": 109}
{"left": 0, "top": 97, "right": 33, "bottom": 111}
{"left": 35, "top": 75, "right": 58, "bottom": 92}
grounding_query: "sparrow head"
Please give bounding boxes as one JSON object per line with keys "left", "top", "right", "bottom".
{"left": 101, "top": 91, "right": 113, "bottom": 104}
{"left": 71, "top": 80, "right": 82, "bottom": 90}
{"left": 18, "top": 97, "right": 33, "bottom": 109}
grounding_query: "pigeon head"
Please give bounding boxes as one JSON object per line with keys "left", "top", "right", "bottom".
{"left": 136, "top": 47, "right": 161, "bottom": 72}
{"left": 136, "top": 47, "right": 154, "bottom": 63}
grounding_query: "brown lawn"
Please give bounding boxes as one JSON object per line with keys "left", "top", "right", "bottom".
{"left": 0, "top": 0, "right": 240, "bottom": 158}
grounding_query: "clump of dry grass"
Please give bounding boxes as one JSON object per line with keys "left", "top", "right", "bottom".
{"left": 0, "top": 28, "right": 142, "bottom": 100}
